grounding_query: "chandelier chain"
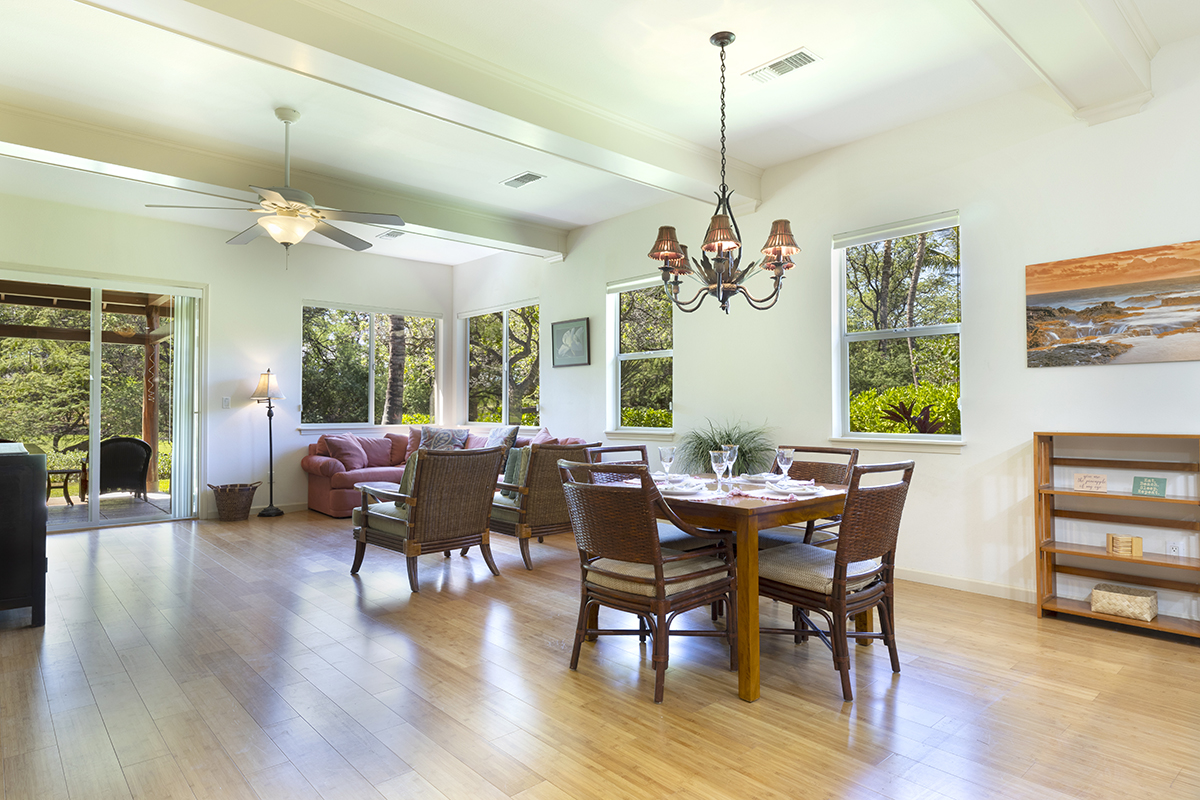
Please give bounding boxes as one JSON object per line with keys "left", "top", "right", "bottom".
{"left": 719, "top": 43, "right": 727, "bottom": 193}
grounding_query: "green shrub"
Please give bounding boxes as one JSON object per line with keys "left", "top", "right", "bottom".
{"left": 621, "top": 407, "right": 672, "bottom": 428}
{"left": 401, "top": 413, "right": 432, "bottom": 425}
{"left": 676, "top": 419, "right": 774, "bottom": 476}
{"left": 849, "top": 383, "right": 960, "bottom": 435}
{"left": 158, "top": 441, "right": 172, "bottom": 480}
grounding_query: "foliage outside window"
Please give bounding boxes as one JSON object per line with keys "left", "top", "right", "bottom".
{"left": 842, "top": 225, "right": 961, "bottom": 436}
{"left": 467, "top": 305, "right": 539, "bottom": 426}
{"left": 618, "top": 286, "right": 672, "bottom": 428}
{"left": 302, "top": 306, "right": 436, "bottom": 425}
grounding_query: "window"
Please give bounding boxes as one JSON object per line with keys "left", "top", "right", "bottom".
{"left": 301, "top": 306, "right": 437, "bottom": 425}
{"left": 614, "top": 284, "right": 672, "bottom": 428}
{"left": 466, "top": 304, "right": 539, "bottom": 425}
{"left": 837, "top": 215, "right": 960, "bottom": 437}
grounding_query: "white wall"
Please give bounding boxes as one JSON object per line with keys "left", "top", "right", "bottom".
{"left": 456, "top": 35, "right": 1200, "bottom": 614}
{"left": 0, "top": 196, "right": 453, "bottom": 517}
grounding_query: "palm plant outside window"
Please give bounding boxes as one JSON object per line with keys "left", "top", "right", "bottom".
{"left": 840, "top": 221, "right": 961, "bottom": 436}
{"left": 301, "top": 306, "right": 437, "bottom": 425}
{"left": 467, "top": 304, "right": 539, "bottom": 426}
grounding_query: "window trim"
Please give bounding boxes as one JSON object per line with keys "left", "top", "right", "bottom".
{"left": 607, "top": 275, "right": 673, "bottom": 433}
{"left": 300, "top": 301, "right": 441, "bottom": 427}
{"left": 833, "top": 214, "right": 962, "bottom": 443}
{"left": 463, "top": 302, "right": 540, "bottom": 426}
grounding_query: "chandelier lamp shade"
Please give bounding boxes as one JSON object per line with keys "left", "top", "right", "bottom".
{"left": 251, "top": 369, "right": 286, "bottom": 517}
{"left": 647, "top": 32, "right": 800, "bottom": 313}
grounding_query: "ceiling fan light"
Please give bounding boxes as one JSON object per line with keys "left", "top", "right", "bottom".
{"left": 760, "top": 219, "right": 799, "bottom": 259}
{"left": 257, "top": 213, "right": 316, "bottom": 246}
{"left": 702, "top": 214, "right": 740, "bottom": 254}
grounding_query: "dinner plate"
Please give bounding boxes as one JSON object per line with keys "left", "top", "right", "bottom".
{"left": 766, "top": 482, "right": 819, "bottom": 496}
{"left": 736, "top": 473, "right": 773, "bottom": 485}
{"left": 660, "top": 483, "right": 705, "bottom": 496}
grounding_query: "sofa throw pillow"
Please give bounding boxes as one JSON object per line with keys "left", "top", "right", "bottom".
{"left": 323, "top": 434, "right": 368, "bottom": 471}
{"left": 358, "top": 436, "right": 392, "bottom": 468}
{"left": 420, "top": 425, "right": 470, "bottom": 451}
{"left": 500, "top": 445, "right": 531, "bottom": 500}
{"left": 530, "top": 427, "right": 556, "bottom": 445}
{"left": 384, "top": 433, "right": 409, "bottom": 465}
{"left": 485, "top": 425, "right": 520, "bottom": 466}
{"left": 405, "top": 427, "right": 422, "bottom": 461}
{"left": 464, "top": 432, "right": 489, "bottom": 449}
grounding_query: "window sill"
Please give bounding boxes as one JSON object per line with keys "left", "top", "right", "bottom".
{"left": 829, "top": 435, "right": 963, "bottom": 455}
{"left": 606, "top": 429, "right": 675, "bottom": 442}
{"left": 297, "top": 423, "right": 413, "bottom": 437}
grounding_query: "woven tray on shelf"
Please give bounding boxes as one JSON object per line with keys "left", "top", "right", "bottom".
{"left": 1090, "top": 583, "right": 1157, "bottom": 622}
{"left": 208, "top": 482, "right": 261, "bottom": 522}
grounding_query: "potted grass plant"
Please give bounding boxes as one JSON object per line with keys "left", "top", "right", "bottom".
{"left": 676, "top": 419, "right": 774, "bottom": 477}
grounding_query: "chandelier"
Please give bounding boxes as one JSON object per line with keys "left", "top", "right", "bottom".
{"left": 647, "top": 32, "right": 799, "bottom": 314}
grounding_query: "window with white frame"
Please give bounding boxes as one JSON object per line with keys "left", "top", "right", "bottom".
{"left": 466, "top": 304, "right": 539, "bottom": 425}
{"left": 837, "top": 213, "right": 960, "bottom": 437}
{"left": 301, "top": 305, "right": 437, "bottom": 425}
{"left": 611, "top": 282, "right": 672, "bottom": 429}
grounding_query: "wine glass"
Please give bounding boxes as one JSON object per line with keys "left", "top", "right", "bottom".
{"left": 658, "top": 446, "right": 676, "bottom": 479}
{"left": 721, "top": 444, "right": 739, "bottom": 477}
{"left": 710, "top": 450, "right": 730, "bottom": 491}
{"left": 775, "top": 448, "right": 794, "bottom": 484}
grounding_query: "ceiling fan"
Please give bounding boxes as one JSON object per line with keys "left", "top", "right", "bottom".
{"left": 147, "top": 107, "right": 404, "bottom": 251}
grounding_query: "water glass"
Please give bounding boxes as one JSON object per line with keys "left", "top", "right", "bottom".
{"left": 721, "top": 444, "right": 739, "bottom": 475}
{"left": 776, "top": 447, "right": 794, "bottom": 478}
{"left": 658, "top": 446, "right": 676, "bottom": 477}
{"left": 710, "top": 450, "right": 730, "bottom": 490}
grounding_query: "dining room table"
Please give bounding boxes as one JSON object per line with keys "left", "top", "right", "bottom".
{"left": 656, "top": 476, "right": 849, "bottom": 702}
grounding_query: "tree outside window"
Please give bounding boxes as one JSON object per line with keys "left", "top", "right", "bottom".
{"left": 467, "top": 304, "right": 539, "bottom": 425}
{"left": 618, "top": 286, "right": 672, "bottom": 428}
{"left": 301, "top": 305, "right": 436, "bottom": 425}
{"left": 842, "top": 225, "right": 961, "bottom": 436}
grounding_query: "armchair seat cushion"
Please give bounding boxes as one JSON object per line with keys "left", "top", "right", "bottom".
{"left": 352, "top": 501, "right": 410, "bottom": 539}
{"left": 757, "top": 542, "right": 881, "bottom": 595}
{"left": 585, "top": 553, "right": 730, "bottom": 597}
{"left": 490, "top": 493, "right": 521, "bottom": 525}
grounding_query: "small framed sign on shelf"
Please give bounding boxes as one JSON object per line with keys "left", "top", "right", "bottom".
{"left": 1073, "top": 473, "right": 1107, "bottom": 493}
{"left": 1131, "top": 476, "right": 1167, "bottom": 497}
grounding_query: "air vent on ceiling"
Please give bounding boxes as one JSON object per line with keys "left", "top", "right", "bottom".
{"left": 502, "top": 171, "right": 545, "bottom": 188}
{"left": 745, "top": 47, "right": 819, "bottom": 84}
{"left": 376, "top": 229, "right": 405, "bottom": 240}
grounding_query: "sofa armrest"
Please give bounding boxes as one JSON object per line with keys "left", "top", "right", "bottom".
{"left": 301, "top": 454, "right": 345, "bottom": 477}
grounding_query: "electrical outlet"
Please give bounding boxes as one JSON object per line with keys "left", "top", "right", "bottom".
{"left": 1168, "top": 541, "right": 1182, "bottom": 557}
{"left": 221, "top": 397, "right": 231, "bottom": 409}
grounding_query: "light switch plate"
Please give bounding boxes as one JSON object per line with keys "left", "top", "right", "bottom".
{"left": 221, "top": 397, "right": 231, "bottom": 409}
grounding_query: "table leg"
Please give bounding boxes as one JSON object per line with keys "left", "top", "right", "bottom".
{"left": 62, "top": 472, "right": 74, "bottom": 506}
{"left": 736, "top": 518, "right": 760, "bottom": 702}
{"left": 854, "top": 609, "right": 873, "bottom": 645}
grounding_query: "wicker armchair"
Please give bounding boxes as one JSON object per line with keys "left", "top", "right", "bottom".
{"left": 88, "top": 437, "right": 153, "bottom": 500}
{"left": 758, "top": 461, "right": 914, "bottom": 701}
{"left": 558, "top": 460, "right": 737, "bottom": 703}
{"left": 490, "top": 441, "right": 601, "bottom": 570}
{"left": 759, "top": 445, "right": 859, "bottom": 549}
{"left": 351, "top": 446, "right": 505, "bottom": 592}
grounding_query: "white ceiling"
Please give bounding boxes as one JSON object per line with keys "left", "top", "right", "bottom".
{"left": 0, "top": 0, "right": 1197, "bottom": 265}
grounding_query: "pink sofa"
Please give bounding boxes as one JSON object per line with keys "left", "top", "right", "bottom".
{"left": 301, "top": 426, "right": 585, "bottom": 518}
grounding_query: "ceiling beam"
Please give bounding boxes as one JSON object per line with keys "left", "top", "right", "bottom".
{"left": 969, "top": 0, "right": 1156, "bottom": 125}
{"left": 77, "top": 0, "right": 762, "bottom": 205}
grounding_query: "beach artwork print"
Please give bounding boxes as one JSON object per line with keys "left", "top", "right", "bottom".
{"left": 1026, "top": 239, "right": 1200, "bottom": 368}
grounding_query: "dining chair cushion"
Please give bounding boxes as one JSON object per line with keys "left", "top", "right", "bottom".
{"left": 757, "top": 525, "right": 839, "bottom": 550}
{"left": 585, "top": 553, "right": 729, "bottom": 597}
{"left": 500, "top": 445, "right": 531, "bottom": 499}
{"left": 420, "top": 426, "right": 470, "bottom": 451}
{"left": 352, "top": 500, "right": 410, "bottom": 538}
{"left": 655, "top": 522, "right": 716, "bottom": 552}
{"left": 758, "top": 542, "right": 881, "bottom": 595}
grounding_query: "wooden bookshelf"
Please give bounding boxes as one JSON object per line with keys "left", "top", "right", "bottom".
{"left": 1034, "top": 432, "right": 1200, "bottom": 639}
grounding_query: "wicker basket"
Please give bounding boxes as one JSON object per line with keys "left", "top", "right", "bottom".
{"left": 208, "top": 482, "right": 261, "bottom": 522}
{"left": 1090, "top": 583, "right": 1157, "bottom": 622}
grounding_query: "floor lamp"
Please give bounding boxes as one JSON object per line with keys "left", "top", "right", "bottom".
{"left": 251, "top": 369, "right": 285, "bottom": 517}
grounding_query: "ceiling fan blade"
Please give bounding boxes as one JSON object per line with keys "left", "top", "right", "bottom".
{"left": 250, "top": 185, "right": 289, "bottom": 206}
{"left": 146, "top": 204, "right": 263, "bottom": 211}
{"left": 226, "top": 224, "right": 263, "bottom": 245}
{"left": 313, "top": 220, "right": 371, "bottom": 251}
{"left": 318, "top": 209, "right": 405, "bottom": 226}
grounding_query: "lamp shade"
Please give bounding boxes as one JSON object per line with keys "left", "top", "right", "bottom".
{"left": 647, "top": 226, "right": 683, "bottom": 261}
{"left": 702, "top": 214, "right": 741, "bottom": 254}
{"left": 251, "top": 369, "right": 285, "bottom": 401}
{"left": 760, "top": 219, "right": 799, "bottom": 260}
{"left": 257, "top": 213, "right": 316, "bottom": 246}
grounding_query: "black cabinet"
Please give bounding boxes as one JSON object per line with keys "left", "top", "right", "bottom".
{"left": 0, "top": 454, "right": 47, "bottom": 626}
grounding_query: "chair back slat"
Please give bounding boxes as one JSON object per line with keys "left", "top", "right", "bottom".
{"left": 558, "top": 461, "right": 663, "bottom": 564}
{"left": 524, "top": 442, "right": 601, "bottom": 527}
{"left": 775, "top": 445, "right": 859, "bottom": 485}
{"left": 584, "top": 445, "right": 649, "bottom": 484}
{"left": 407, "top": 447, "right": 504, "bottom": 544}
{"left": 834, "top": 461, "right": 914, "bottom": 565}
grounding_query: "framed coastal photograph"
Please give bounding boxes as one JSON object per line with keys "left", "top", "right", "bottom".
{"left": 551, "top": 317, "right": 589, "bottom": 367}
{"left": 1026, "top": 239, "right": 1200, "bottom": 368}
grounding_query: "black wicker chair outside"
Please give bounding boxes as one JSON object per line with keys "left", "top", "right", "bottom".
{"left": 94, "top": 437, "right": 153, "bottom": 500}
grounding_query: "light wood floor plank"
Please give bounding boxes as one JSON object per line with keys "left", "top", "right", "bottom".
{"left": 121, "top": 754, "right": 197, "bottom": 800}
{"left": 52, "top": 703, "right": 132, "bottom": 800}
{"left": 2, "top": 745, "right": 69, "bottom": 800}
{"left": 153, "top": 710, "right": 258, "bottom": 800}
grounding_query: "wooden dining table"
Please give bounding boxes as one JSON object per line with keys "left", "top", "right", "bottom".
{"left": 660, "top": 483, "right": 848, "bottom": 702}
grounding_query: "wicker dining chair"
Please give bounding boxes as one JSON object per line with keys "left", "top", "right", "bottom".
{"left": 351, "top": 446, "right": 505, "bottom": 592}
{"left": 557, "top": 459, "right": 737, "bottom": 703}
{"left": 758, "top": 461, "right": 914, "bottom": 701}
{"left": 491, "top": 441, "right": 601, "bottom": 570}
{"left": 759, "top": 445, "right": 859, "bottom": 549}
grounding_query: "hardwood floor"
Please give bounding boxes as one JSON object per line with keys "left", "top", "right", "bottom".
{"left": 1, "top": 512, "right": 1197, "bottom": 799}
